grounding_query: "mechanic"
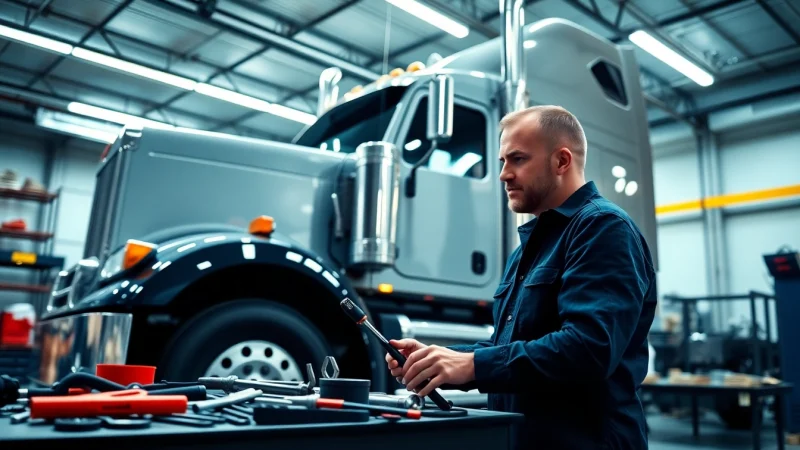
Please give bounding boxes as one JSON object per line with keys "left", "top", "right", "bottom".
{"left": 386, "top": 105, "right": 657, "bottom": 450}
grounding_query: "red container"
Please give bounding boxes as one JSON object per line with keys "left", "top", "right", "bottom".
{"left": 0, "top": 303, "right": 35, "bottom": 348}
{"left": 96, "top": 364, "right": 156, "bottom": 386}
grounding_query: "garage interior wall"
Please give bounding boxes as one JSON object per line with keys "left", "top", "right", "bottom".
{"left": 650, "top": 92, "right": 800, "bottom": 342}
{"left": 0, "top": 118, "right": 102, "bottom": 310}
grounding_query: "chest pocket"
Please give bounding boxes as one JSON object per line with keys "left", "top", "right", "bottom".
{"left": 491, "top": 281, "right": 512, "bottom": 325}
{"left": 514, "top": 266, "right": 561, "bottom": 339}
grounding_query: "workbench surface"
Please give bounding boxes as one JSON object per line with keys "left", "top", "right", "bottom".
{"left": 1, "top": 407, "right": 524, "bottom": 450}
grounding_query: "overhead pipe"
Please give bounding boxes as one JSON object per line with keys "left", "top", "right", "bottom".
{"left": 500, "top": 0, "right": 528, "bottom": 116}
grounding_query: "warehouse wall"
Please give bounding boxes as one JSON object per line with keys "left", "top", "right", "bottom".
{"left": 0, "top": 119, "right": 103, "bottom": 311}
{"left": 650, "top": 96, "right": 800, "bottom": 340}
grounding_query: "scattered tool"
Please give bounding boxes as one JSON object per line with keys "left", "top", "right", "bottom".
{"left": 340, "top": 298, "right": 452, "bottom": 411}
{"left": 198, "top": 363, "right": 316, "bottom": 396}
{"left": 368, "top": 393, "right": 425, "bottom": 410}
{"left": 190, "top": 388, "right": 262, "bottom": 413}
{"left": 29, "top": 389, "right": 188, "bottom": 419}
{"left": 256, "top": 395, "right": 466, "bottom": 419}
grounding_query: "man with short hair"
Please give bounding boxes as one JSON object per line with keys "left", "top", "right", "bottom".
{"left": 386, "top": 105, "right": 657, "bottom": 450}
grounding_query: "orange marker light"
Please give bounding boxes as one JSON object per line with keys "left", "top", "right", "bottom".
{"left": 377, "top": 283, "right": 393, "bottom": 294}
{"left": 249, "top": 215, "right": 275, "bottom": 236}
{"left": 123, "top": 240, "right": 157, "bottom": 270}
{"left": 389, "top": 68, "right": 405, "bottom": 77}
{"left": 406, "top": 61, "right": 425, "bottom": 72}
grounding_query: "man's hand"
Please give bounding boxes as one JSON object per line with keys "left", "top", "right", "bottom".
{"left": 385, "top": 339, "right": 427, "bottom": 381}
{"left": 401, "top": 345, "right": 475, "bottom": 397}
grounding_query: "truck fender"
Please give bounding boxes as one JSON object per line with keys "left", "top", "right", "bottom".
{"left": 122, "top": 231, "right": 387, "bottom": 390}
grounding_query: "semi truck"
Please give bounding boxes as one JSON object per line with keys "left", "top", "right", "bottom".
{"left": 35, "top": 0, "right": 658, "bottom": 398}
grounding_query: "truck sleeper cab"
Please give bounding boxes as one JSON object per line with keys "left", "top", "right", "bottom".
{"left": 35, "top": 17, "right": 656, "bottom": 401}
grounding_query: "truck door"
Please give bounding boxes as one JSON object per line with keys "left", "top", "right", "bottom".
{"left": 391, "top": 89, "right": 500, "bottom": 288}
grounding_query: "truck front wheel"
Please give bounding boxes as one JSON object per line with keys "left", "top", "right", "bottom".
{"left": 158, "top": 299, "right": 331, "bottom": 383}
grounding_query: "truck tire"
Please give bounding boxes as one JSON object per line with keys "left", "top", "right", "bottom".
{"left": 158, "top": 299, "right": 331, "bottom": 383}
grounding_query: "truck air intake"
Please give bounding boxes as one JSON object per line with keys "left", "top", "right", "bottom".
{"left": 349, "top": 141, "right": 400, "bottom": 269}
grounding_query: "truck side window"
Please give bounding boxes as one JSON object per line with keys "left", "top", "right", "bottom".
{"left": 402, "top": 97, "right": 487, "bottom": 179}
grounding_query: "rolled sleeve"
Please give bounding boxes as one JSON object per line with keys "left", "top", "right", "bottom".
{"left": 472, "top": 212, "right": 652, "bottom": 391}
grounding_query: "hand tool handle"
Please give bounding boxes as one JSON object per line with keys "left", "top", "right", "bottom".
{"left": 30, "top": 391, "right": 188, "bottom": 419}
{"left": 339, "top": 298, "right": 451, "bottom": 411}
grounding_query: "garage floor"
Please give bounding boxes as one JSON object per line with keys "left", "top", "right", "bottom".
{"left": 647, "top": 412, "right": 799, "bottom": 450}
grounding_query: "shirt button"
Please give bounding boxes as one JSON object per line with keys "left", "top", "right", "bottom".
{"left": 519, "top": 275, "right": 524, "bottom": 281}
{"left": 506, "top": 314, "right": 513, "bottom": 322}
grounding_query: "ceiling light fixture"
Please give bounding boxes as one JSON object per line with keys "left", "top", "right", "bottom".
{"left": 71, "top": 47, "right": 197, "bottom": 90}
{"left": 0, "top": 24, "right": 73, "bottom": 54}
{"left": 628, "top": 30, "right": 714, "bottom": 87}
{"left": 35, "top": 109, "right": 119, "bottom": 143}
{"left": 194, "top": 83, "right": 316, "bottom": 124}
{"left": 385, "top": 0, "right": 469, "bottom": 38}
{"left": 67, "top": 102, "right": 174, "bottom": 129}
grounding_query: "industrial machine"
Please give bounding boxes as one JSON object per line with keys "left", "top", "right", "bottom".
{"left": 35, "top": 1, "right": 658, "bottom": 397}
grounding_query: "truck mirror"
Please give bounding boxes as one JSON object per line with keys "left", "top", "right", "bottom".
{"left": 426, "top": 74, "right": 454, "bottom": 143}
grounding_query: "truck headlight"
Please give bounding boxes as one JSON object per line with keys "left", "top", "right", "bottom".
{"left": 100, "top": 239, "right": 157, "bottom": 279}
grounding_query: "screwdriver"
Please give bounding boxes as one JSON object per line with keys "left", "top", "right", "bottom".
{"left": 339, "top": 298, "right": 452, "bottom": 411}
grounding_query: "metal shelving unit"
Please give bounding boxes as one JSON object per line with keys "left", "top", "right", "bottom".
{"left": 0, "top": 186, "right": 63, "bottom": 314}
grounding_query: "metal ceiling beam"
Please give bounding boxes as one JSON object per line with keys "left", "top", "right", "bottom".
{"left": 0, "top": 66, "right": 287, "bottom": 142}
{"left": 4, "top": 1, "right": 311, "bottom": 103}
{"left": 210, "top": 0, "right": 537, "bottom": 131}
{"left": 144, "top": 0, "right": 362, "bottom": 115}
{"left": 617, "top": 0, "right": 750, "bottom": 35}
{"left": 675, "top": 0, "right": 768, "bottom": 73}
{"left": 26, "top": 0, "right": 134, "bottom": 88}
{"left": 146, "top": 0, "right": 380, "bottom": 82}
{"left": 756, "top": 0, "right": 800, "bottom": 46}
{"left": 564, "top": 0, "right": 717, "bottom": 76}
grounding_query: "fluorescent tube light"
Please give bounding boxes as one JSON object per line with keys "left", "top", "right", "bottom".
{"left": 0, "top": 24, "right": 73, "bottom": 54}
{"left": 385, "top": 0, "right": 469, "bottom": 38}
{"left": 35, "top": 109, "right": 119, "bottom": 143}
{"left": 67, "top": 102, "right": 174, "bottom": 129}
{"left": 195, "top": 83, "right": 316, "bottom": 124}
{"left": 195, "top": 83, "right": 272, "bottom": 111}
{"left": 628, "top": 30, "right": 714, "bottom": 87}
{"left": 71, "top": 47, "right": 197, "bottom": 90}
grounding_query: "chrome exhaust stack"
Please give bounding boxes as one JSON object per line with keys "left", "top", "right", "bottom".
{"left": 317, "top": 67, "right": 343, "bottom": 116}
{"left": 501, "top": 0, "right": 528, "bottom": 115}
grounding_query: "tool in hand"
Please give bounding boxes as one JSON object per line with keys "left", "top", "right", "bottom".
{"left": 29, "top": 388, "right": 188, "bottom": 419}
{"left": 339, "top": 298, "right": 452, "bottom": 411}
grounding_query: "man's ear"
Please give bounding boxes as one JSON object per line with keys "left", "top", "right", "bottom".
{"left": 554, "top": 147, "right": 572, "bottom": 174}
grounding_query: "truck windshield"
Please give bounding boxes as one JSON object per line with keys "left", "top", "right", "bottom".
{"left": 294, "top": 86, "right": 407, "bottom": 154}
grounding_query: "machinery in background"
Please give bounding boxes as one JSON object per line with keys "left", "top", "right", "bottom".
{"left": 34, "top": 1, "right": 658, "bottom": 399}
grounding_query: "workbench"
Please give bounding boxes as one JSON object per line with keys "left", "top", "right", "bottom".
{"left": 0, "top": 407, "right": 523, "bottom": 450}
{"left": 640, "top": 380, "right": 793, "bottom": 450}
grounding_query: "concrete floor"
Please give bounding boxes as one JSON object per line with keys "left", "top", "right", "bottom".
{"left": 647, "top": 412, "right": 799, "bottom": 450}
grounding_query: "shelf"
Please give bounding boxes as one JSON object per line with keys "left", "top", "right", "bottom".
{"left": 0, "top": 187, "right": 58, "bottom": 203}
{"left": 0, "top": 250, "right": 64, "bottom": 270}
{"left": 0, "top": 281, "right": 51, "bottom": 293}
{"left": 0, "top": 229, "right": 54, "bottom": 241}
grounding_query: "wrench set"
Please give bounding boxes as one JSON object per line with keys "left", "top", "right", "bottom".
{"left": 1, "top": 355, "right": 462, "bottom": 432}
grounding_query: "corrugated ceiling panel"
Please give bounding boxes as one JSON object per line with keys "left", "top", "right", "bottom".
{"left": 48, "top": 0, "right": 126, "bottom": 25}
{"left": 49, "top": 58, "right": 184, "bottom": 103}
{"left": 0, "top": 61, "right": 32, "bottom": 85}
{"left": 235, "top": 48, "right": 324, "bottom": 91}
{"left": 228, "top": 0, "right": 352, "bottom": 25}
{"left": 0, "top": 42, "right": 61, "bottom": 72}
{"left": 705, "top": 3, "right": 795, "bottom": 54}
{"left": 105, "top": 0, "right": 217, "bottom": 54}
{"left": 192, "top": 31, "right": 263, "bottom": 68}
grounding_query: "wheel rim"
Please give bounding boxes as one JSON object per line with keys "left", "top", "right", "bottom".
{"left": 203, "top": 340, "right": 303, "bottom": 381}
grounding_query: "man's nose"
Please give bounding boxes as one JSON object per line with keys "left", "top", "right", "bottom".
{"left": 499, "top": 165, "right": 512, "bottom": 182}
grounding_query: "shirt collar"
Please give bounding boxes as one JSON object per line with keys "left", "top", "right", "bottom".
{"left": 516, "top": 181, "right": 599, "bottom": 235}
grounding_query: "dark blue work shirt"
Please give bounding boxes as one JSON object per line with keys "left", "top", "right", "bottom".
{"left": 449, "top": 181, "right": 657, "bottom": 450}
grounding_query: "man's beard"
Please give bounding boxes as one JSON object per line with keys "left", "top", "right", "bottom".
{"left": 508, "top": 175, "right": 555, "bottom": 214}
